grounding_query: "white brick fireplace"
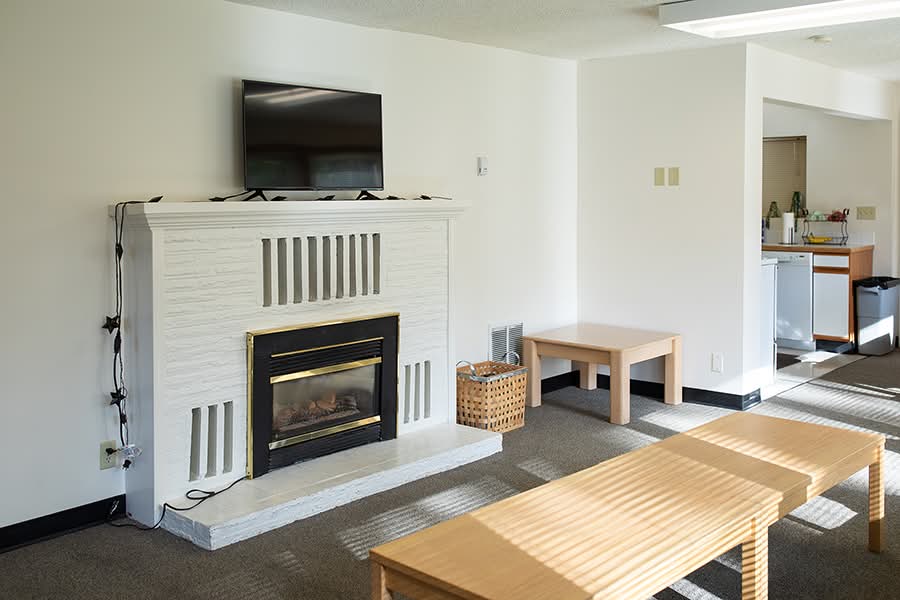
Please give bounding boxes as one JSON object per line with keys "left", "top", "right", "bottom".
{"left": 116, "top": 199, "right": 501, "bottom": 548}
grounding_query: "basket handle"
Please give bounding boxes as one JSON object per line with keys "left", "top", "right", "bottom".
{"left": 500, "top": 351, "right": 521, "bottom": 365}
{"left": 456, "top": 360, "right": 476, "bottom": 376}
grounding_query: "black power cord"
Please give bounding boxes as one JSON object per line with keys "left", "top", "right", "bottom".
{"left": 104, "top": 196, "right": 161, "bottom": 468}
{"left": 107, "top": 476, "right": 247, "bottom": 530}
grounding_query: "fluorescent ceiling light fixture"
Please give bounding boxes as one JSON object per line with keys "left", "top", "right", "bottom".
{"left": 659, "top": 0, "right": 900, "bottom": 38}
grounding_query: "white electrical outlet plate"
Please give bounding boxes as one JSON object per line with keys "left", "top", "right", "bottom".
{"left": 100, "top": 440, "right": 118, "bottom": 470}
{"left": 857, "top": 206, "right": 876, "bottom": 220}
{"left": 476, "top": 156, "right": 488, "bottom": 176}
{"left": 711, "top": 353, "right": 724, "bottom": 373}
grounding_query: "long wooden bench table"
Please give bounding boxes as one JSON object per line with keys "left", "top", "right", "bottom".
{"left": 523, "top": 324, "right": 682, "bottom": 425}
{"left": 370, "top": 413, "right": 885, "bottom": 600}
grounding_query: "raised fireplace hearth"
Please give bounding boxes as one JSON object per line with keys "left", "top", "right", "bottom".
{"left": 248, "top": 314, "right": 398, "bottom": 478}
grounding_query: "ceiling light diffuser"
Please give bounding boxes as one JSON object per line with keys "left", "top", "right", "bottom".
{"left": 659, "top": 0, "right": 900, "bottom": 38}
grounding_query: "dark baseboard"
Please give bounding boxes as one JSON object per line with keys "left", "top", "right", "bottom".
{"left": 540, "top": 370, "right": 580, "bottom": 394}
{"left": 0, "top": 494, "right": 126, "bottom": 554}
{"left": 541, "top": 370, "right": 761, "bottom": 412}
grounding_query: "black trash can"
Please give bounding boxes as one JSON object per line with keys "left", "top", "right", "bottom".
{"left": 854, "top": 277, "right": 900, "bottom": 355}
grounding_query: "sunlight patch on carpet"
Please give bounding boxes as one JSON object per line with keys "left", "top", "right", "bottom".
{"left": 640, "top": 404, "right": 728, "bottom": 433}
{"left": 516, "top": 457, "right": 567, "bottom": 482}
{"left": 337, "top": 476, "right": 518, "bottom": 560}
{"left": 789, "top": 496, "right": 857, "bottom": 530}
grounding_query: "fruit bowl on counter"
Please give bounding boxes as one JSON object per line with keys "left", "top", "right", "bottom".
{"left": 805, "top": 235, "right": 833, "bottom": 244}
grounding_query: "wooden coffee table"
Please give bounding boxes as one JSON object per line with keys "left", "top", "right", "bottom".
{"left": 523, "top": 324, "right": 682, "bottom": 424}
{"left": 370, "top": 413, "right": 885, "bottom": 600}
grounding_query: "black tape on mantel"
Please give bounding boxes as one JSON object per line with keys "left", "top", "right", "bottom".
{"left": 540, "top": 371, "right": 761, "bottom": 412}
{"left": 0, "top": 494, "right": 126, "bottom": 554}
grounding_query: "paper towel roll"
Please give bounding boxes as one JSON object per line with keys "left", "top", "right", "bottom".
{"left": 782, "top": 212, "right": 795, "bottom": 245}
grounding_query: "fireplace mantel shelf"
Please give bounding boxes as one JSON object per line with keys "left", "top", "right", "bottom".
{"left": 111, "top": 198, "right": 469, "bottom": 229}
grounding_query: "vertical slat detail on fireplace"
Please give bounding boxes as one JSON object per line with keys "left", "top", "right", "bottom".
{"left": 223, "top": 401, "right": 234, "bottom": 474}
{"left": 189, "top": 402, "right": 235, "bottom": 481}
{"left": 336, "top": 236, "right": 345, "bottom": 299}
{"left": 403, "top": 365, "right": 412, "bottom": 424}
{"left": 401, "top": 360, "right": 433, "bottom": 425}
{"left": 276, "top": 238, "right": 288, "bottom": 305}
{"left": 349, "top": 234, "right": 358, "bottom": 297}
{"left": 424, "top": 360, "right": 432, "bottom": 418}
{"left": 361, "top": 234, "right": 369, "bottom": 295}
{"left": 307, "top": 237, "right": 318, "bottom": 302}
{"left": 414, "top": 363, "right": 422, "bottom": 421}
{"left": 206, "top": 405, "right": 218, "bottom": 478}
{"left": 292, "top": 237, "right": 303, "bottom": 303}
{"left": 322, "top": 235, "right": 332, "bottom": 300}
{"left": 262, "top": 234, "right": 381, "bottom": 306}
{"left": 373, "top": 233, "right": 381, "bottom": 294}
{"left": 189, "top": 407, "right": 201, "bottom": 481}
{"left": 261, "top": 239, "right": 273, "bottom": 307}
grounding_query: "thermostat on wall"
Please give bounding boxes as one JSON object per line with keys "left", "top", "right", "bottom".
{"left": 477, "top": 156, "right": 488, "bottom": 176}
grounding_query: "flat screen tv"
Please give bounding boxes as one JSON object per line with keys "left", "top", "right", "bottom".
{"left": 242, "top": 80, "right": 384, "bottom": 191}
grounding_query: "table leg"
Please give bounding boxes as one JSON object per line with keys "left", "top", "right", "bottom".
{"left": 609, "top": 351, "right": 630, "bottom": 425}
{"left": 869, "top": 446, "right": 884, "bottom": 553}
{"left": 742, "top": 524, "right": 769, "bottom": 600}
{"left": 371, "top": 562, "right": 393, "bottom": 600}
{"left": 524, "top": 339, "right": 542, "bottom": 407}
{"left": 574, "top": 361, "right": 598, "bottom": 390}
{"left": 664, "top": 336, "right": 683, "bottom": 405}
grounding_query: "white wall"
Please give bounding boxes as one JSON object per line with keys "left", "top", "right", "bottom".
{"left": 0, "top": 0, "right": 577, "bottom": 526}
{"left": 763, "top": 102, "right": 894, "bottom": 274}
{"left": 578, "top": 46, "right": 751, "bottom": 396}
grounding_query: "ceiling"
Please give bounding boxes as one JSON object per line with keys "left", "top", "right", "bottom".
{"left": 229, "top": 0, "right": 900, "bottom": 81}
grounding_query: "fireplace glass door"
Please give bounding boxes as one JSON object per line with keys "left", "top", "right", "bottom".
{"left": 270, "top": 360, "right": 379, "bottom": 446}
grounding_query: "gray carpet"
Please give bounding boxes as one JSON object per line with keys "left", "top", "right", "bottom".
{"left": 2, "top": 353, "right": 898, "bottom": 599}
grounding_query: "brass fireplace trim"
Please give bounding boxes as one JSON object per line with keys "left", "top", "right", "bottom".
{"left": 246, "top": 313, "right": 400, "bottom": 479}
{"left": 248, "top": 312, "right": 400, "bottom": 337}
{"left": 269, "top": 415, "right": 382, "bottom": 450}
{"left": 247, "top": 331, "right": 255, "bottom": 478}
{"left": 269, "top": 356, "right": 382, "bottom": 384}
{"left": 271, "top": 336, "right": 384, "bottom": 359}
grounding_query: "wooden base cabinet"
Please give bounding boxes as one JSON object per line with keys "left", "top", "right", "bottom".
{"left": 811, "top": 248, "right": 873, "bottom": 343}
{"left": 814, "top": 271, "right": 851, "bottom": 339}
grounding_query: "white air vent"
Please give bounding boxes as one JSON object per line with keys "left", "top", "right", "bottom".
{"left": 490, "top": 322, "right": 523, "bottom": 364}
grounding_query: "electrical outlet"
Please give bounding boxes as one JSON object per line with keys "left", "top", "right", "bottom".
{"left": 711, "top": 353, "right": 724, "bottom": 373}
{"left": 857, "top": 206, "right": 876, "bottom": 220}
{"left": 100, "top": 440, "right": 118, "bottom": 470}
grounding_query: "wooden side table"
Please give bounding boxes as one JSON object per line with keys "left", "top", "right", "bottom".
{"left": 523, "top": 323, "right": 682, "bottom": 424}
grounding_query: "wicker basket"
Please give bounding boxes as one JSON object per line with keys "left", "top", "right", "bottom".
{"left": 456, "top": 356, "right": 527, "bottom": 433}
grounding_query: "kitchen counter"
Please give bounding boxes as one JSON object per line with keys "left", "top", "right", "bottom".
{"left": 762, "top": 243, "right": 874, "bottom": 255}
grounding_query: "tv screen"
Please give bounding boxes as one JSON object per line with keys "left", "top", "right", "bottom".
{"left": 242, "top": 80, "right": 384, "bottom": 191}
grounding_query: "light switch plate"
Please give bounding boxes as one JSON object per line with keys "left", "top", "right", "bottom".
{"left": 857, "top": 206, "right": 876, "bottom": 220}
{"left": 654, "top": 167, "right": 665, "bottom": 187}
{"left": 668, "top": 167, "right": 680, "bottom": 186}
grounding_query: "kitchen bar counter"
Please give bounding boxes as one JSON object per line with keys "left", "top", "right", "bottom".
{"left": 762, "top": 243, "right": 874, "bottom": 255}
